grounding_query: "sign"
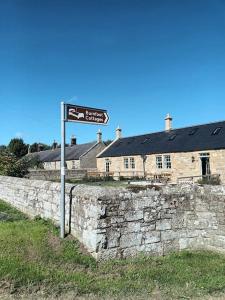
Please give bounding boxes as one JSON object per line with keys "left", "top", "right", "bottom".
{"left": 66, "top": 104, "right": 109, "bottom": 125}
{"left": 60, "top": 102, "right": 109, "bottom": 239}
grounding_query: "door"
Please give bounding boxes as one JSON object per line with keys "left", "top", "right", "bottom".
{"left": 105, "top": 161, "right": 110, "bottom": 173}
{"left": 201, "top": 156, "right": 210, "bottom": 177}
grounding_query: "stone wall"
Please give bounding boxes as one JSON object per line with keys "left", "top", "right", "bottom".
{"left": 95, "top": 184, "right": 225, "bottom": 260}
{"left": 26, "top": 169, "right": 87, "bottom": 181}
{"left": 1, "top": 175, "right": 225, "bottom": 260}
{"left": 0, "top": 175, "right": 103, "bottom": 257}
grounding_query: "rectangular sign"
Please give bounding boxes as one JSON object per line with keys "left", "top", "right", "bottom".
{"left": 66, "top": 104, "right": 109, "bottom": 125}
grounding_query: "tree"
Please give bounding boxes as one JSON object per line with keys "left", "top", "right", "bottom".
{"left": 0, "top": 150, "right": 29, "bottom": 177}
{"left": 0, "top": 150, "right": 43, "bottom": 177}
{"left": 8, "top": 138, "right": 28, "bottom": 158}
{"left": 27, "top": 155, "right": 44, "bottom": 169}
{"left": 0, "top": 145, "right": 6, "bottom": 152}
{"left": 29, "top": 142, "right": 51, "bottom": 153}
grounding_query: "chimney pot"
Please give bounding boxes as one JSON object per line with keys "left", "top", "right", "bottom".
{"left": 165, "top": 113, "right": 172, "bottom": 131}
{"left": 116, "top": 126, "right": 122, "bottom": 139}
{"left": 52, "top": 140, "right": 57, "bottom": 150}
{"left": 38, "top": 143, "right": 44, "bottom": 152}
{"left": 97, "top": 129, "right": 102, "bottom": 143}
{"left": 70, "top": 135, "right": 76, "bottom": 146}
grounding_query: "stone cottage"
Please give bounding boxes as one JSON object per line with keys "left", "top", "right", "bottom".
{"left": 97, "top": 116, "right": 225, "bottom": 184}
{"left": 31, "top": 130, "right": 106, "bottom": 170}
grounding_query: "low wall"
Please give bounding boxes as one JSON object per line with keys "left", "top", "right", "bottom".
{"left": 26, "top": 169, "right": 87, "bottom": 181}
{"left": 1, "top": 175, "right": 225, "bottom": 260}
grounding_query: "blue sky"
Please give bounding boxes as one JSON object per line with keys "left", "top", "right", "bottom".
{"left": 1, "top": 0, "right": 225, "bottom": 146}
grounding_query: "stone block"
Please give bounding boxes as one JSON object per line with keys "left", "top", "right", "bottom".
{"left": 120, "top": 232, "right": 142, "bottom": 248}
{"left": 124, "top": 210, "right": 143, "bottom": 221}
{"left": 142, "top": 231, "right": 160, "bottom": 244}
{"left": 156, "top": 219, "right": 171, "bottom": 231}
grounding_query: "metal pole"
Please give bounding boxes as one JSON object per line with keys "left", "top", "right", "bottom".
{"left": 60, "top": 101, "right": 66, "bottom": 238}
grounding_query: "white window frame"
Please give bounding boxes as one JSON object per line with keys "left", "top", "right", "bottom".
{"left": 156, "top": 155, "right": 172, "bottom": 169}
{"left": 105, "top": 160, "right": 110, "bottom": 172}
{"left": 130, "top": 157, "right": 135, "bottom": 169}
{"left": 164, "top": 155, "right": 171, "bottom": 169}
{"left": 156, "top": 155, "right": 163, "bottom": 169}
{"left": 124, "top": 158, "right": 129, "bottom": 169}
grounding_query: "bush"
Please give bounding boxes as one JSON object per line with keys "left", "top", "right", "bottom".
{"left": 83, "top": 175, "right": 115, "bottom": 182}
{"left": 197, "top": 176, "right": 221, "bottom": 185}
{"left": 0, "top": 150, "right": 39, "bottom": 178}
{"left": 126, "top": 184, "right": 162, "bottom": 193}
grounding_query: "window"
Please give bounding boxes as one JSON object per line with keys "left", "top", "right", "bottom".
{"left": 141, "top": 138, "right": 151, "bottom": 144}
{"left": 199, "top": 153, "right": 210, "bottom": 157}
{"left": 189, "top": 128, "right": 198, "bottom": 135}
{"left": 164, "top": 155, "right": 171, "bottom": 169}
{"left": 168, "top": 134, "right": 176, "bottom": 141}
{"left": 130, "top": 157, "right": 135, "bottom": 169}
{"left": 124, "top": 158, "right": 129, "bottom": 169}
{"left": 156, "top": 156, "right": 162, "bottom": 169}
{"left": 212, "top": 127, "right": 222, "bottom": 135}
{"left": 156, "top": 155, "right": 171, "bottom": 169}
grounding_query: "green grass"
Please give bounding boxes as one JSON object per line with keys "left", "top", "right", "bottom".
{"left": 1, "top": 199, "right": 225, "bottom": 299}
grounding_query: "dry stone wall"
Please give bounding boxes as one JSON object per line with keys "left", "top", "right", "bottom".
{"left": 26, "top": 169, "right": 87, "bottom": 181}
{"left": 1, "top": 175, "right": 225, "bottom": 260}
{"left": 95, "top": 184, "right": 225, "bottom": 260}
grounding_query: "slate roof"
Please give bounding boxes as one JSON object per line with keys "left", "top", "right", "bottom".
{"left": 98, "top": 121, "right": 225, "bottom": 158}
{"left": 30, "top": 142, "right": 96, "bottom": 162}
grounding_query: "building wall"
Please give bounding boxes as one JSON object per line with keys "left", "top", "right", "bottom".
{"left": 97, "top": 149, "right": 225, "bottom": 183}
{"left": 44, "top": 160, "right": 80, "bottom": 170}
{"left": 42, "top": 143, "right": 106, "bottom": 170}
{"left": 80, "top": 143, "right": 106, "bottom": 169}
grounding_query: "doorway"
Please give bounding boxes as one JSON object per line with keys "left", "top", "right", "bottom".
{"left": 200, "top": 153, "right": 210, "bottom": 177}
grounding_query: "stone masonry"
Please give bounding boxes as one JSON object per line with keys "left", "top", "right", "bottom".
{"left": 1, "top": 175, "right": 225, "bottom": 260}
{"left": 97, "top": 149, "right": 225, "bottom": 184}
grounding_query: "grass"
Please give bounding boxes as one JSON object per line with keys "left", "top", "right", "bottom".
{"left": 1, "top": 200, "right": 225, "bottom": 299}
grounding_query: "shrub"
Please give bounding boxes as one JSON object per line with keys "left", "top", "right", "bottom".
{"left": 197, "top": 176, "right": 221, "bottom": 186}
{"left": 0, "top": 150, "right": 39, "bottom": 178}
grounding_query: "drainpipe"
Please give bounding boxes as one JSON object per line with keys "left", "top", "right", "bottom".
{"left": 141, "top": 155, "right": 147, "bottom": 179}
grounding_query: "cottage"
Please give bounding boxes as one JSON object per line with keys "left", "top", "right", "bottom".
{"left": 31, "top": 130, "right": 106, "bottom": 170}
{"left": 97, "top": 116, "right": 225, "bottom": 184}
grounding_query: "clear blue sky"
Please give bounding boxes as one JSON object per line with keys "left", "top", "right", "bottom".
{"left": 1, "top": 0, "right": 225, "bottom": 146}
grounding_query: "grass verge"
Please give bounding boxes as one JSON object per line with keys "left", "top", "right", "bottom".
{"left": 1, "top": 199, "right": 225, "bottom": 299}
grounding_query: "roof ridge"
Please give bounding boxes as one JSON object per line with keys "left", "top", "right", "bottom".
{"left": 119, "top": 119, "right": 225, "bottom": 140}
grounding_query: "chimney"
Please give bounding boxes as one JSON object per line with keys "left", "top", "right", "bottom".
{"left": 52, "top": 140, "right": 57, "bottom": 150}
{"left": 70, "top": 135, "right": 76, "bottom": 146}
{"left": 97, "top": 129, "right": 102, "bottom": 143}
{"left": 116, "top": 126, "right": 122, "bottom": 139}
{"left": 165, "top": 113, "right": 172, "bottom": 131}
{"left": 38, "top": 143, "right": 44, "bottom": 152}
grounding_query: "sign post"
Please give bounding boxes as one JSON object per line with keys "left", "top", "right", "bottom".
{"left": 60, "top": 102, "right": 109, "bottom": 238}
{"left": 60, "top": 102, "right": 66, "bottom": 239}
